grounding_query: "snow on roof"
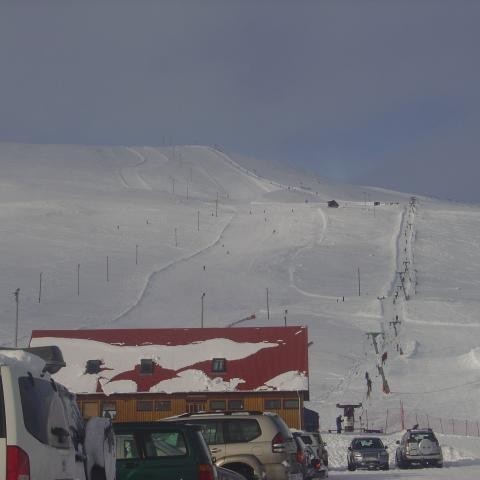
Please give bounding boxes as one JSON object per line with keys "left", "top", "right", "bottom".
{"left": 30, "top": 327, "right": 309, "bottom": 395}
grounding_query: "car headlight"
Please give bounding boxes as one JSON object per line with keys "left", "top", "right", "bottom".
{"left": 353, "top": 452, "right": 363, "bottom": 458}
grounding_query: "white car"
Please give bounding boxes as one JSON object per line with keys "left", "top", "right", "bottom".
{"left": 0, "top": 346, "right": 115, "bottom": 480}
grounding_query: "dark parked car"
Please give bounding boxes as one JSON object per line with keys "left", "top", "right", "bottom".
{"left": 293, "top": 434, "right": 328, "bottom": 479}
{"left": 114, "top": 421, "right": 218, "bottom": 480}
{"left": 347, "top": 437, "right": 389, "bottom": 471}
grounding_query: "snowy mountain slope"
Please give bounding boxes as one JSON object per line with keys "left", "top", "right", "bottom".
{"left": 1, "top": 143, "right": 480, "bottom": 471}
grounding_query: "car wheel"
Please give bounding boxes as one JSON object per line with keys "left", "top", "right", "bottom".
{"left": 91, "top": 466, "right": 106, "bottom": 480}
{"left": 396, "top": 453, "right": 408, "bottom": 469}
{"left": 224, "top": 464, "right": 252, "bottom": 480}
{"left": 382, "top": 464, "right": 390, "bottom": 471}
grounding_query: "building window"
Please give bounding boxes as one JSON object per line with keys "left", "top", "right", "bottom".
{"left": 140, "top": 359, "right": 154, "bottom": 374}
{"left": 228, "top": 399, "right": 244, "bottom": 411}
{"left": 82, "top": 401, "right": 99, "bottom": 418}
{"left": 211, "top": 358, "right": 226, "bottom": 373}
{"left": 85, "top": 359, "right": 102, "bottom": 374}
{"left": 137, "top": 400, "right": 153, "bottom": 412}
{"left": 210, "top": 400, "right": 226, "bottom": 411}
{"left": 283, "top": 398, "right": 299, "bottom": 409}
{"left": 101, "top": 401, "right": 117, "bottom": 419}
{"left": 264, "top": 399, "right": 281, "bottom": 410}
{"left": 155, "top": 400, "right": 171, "bottom": 411}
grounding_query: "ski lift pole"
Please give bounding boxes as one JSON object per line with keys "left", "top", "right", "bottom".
{"left": 13, "top": 288, "right": 20, "bottom": 347}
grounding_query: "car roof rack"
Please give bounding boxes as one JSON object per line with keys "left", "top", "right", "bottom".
{"left": 2, "top": 346, "right": 66, "bottom": 374}
{"left": 176, "top": 410, "right": 263, "bottom": 418}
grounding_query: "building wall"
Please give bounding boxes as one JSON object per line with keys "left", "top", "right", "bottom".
{"left": 77, "top": 391, "right": 306, "bottom": 429}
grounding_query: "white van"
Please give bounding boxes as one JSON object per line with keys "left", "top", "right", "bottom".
{"left": 0, "top": 346, "right": 115, "bottom": 480}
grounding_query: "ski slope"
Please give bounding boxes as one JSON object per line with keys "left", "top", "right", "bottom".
{"left": 1, "top": 142, "right": 479, "bottom": 474}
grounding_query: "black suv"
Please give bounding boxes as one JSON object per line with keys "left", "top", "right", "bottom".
{"left": 114, "top": 421, "right": 218, "bottom": 480}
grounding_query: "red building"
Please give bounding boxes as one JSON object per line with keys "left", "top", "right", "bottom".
{"left": 30, "top": 326, "right": 310, "bottom": 428}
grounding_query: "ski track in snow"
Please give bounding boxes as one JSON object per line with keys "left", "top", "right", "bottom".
{"left": 118, "top": 147, "right": 152, "bottom": 190}
{"left": 288, "top": 207, "right": 331, "bottom": 299}
{"left": 108, "top": 211, "right": 238, "bottom": 325}
{"left": 208, "top": 146, "right": 274, "bottom": 194}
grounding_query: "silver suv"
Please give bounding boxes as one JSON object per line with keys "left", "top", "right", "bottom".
{"left": 170, "top": 411, "right": 302, "bottom": 480}
{"left": 0, "top": 346, "right": 115, "bottom": 480}
{"left": 395, "top": 428, "right": 443, "bottom": 468}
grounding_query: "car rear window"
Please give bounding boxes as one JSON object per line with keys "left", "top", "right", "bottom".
{"left": 300, "top": 435, "right": 313, "bottom": 445}
{"left": 18, "top": 376, "right": 70, "bottom": 449}
{"left": 409, "top": 432, "right": 436, "bottom": 443}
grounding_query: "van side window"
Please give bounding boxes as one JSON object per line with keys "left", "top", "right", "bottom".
{"left": 0, "top": 377, "right": 6, "bottom": 438}
{"left": 19, "top": 377, "right": 70, "bottom": 449}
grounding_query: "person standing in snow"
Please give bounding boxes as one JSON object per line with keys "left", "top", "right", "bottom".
{"left": 336, "top": 415, "right": 343, "bottom": 433}
{"left": 367, "top": 376, "right": 372, "bottom": 398}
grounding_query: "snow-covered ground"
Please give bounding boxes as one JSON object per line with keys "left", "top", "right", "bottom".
{"left": 1, "top": 143, "right": 479, "bottom": 476}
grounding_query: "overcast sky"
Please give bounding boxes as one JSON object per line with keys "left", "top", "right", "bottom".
{"left": 1, "top": 0, "right": 479, "bottom": 202}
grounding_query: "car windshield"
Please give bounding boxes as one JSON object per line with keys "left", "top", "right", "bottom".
{"left": 352, "top": 438, "right": 384, "bottom": 449}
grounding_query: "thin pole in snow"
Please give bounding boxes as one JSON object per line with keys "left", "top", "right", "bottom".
{"left": 38, "top": 272, "right": 42, "bottom": 303}
{"left": 358, "top": 267, "right": 361, "bottom": 296}
{"left": 13, "top": 288, "right": 19, "bottom": 347}
{"left": 174, "top": 228, "right": 178, "bottom": 247}
{"left": 266, "top": 288, "right": 270, "bottom": 321}
{"left": 197, "top": 210, "right": 200, "bottom": 231}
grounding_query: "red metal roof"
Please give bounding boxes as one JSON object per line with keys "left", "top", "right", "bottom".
{"left": 30, "top": 326, "right": 309, "bottom": 394}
